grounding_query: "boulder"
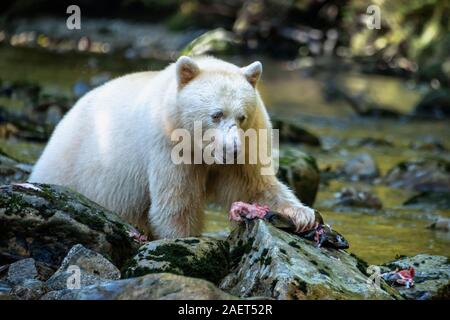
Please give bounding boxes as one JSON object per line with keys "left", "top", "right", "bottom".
{"left": 10, "top": 279, "right": 46, "bottom": 300}
{"left": 0, "top": 183, "right": 139, "bottom": 269}
{"left": 277, "top": 148, "right": 320, "bottom": 206}
{"left": 340, "top": 153, "right": 380, "bottom": 181}
{"left": 403, "top": 192, "right": 450, "bottom": 209}
{"left": 0, "top": 154, "right": 32, "bottom": 185}
{"left": 384, "top": 159, "right": 450, "bottom": 193}
{"left": 55, "top": 244, "right": 120, "bottom": 280}
{"left": 6, "top": 258, "right": 38, "bottom": 285}
{"left": 41, "top": 273, "right": 235, "bottom": 300}
{"left": 0, "top": 108, "right": 52, "bottom": 142}
{"left": 410, "top": 138, "right": 446, "bottom": 152}
{"left": 413, "top": 89, "right": 450, "bottom": 119}
{"left": 270, "top": 115, "right": 321, "bottom": 146}
{"left": 332, "top": 187, "right": 382, "bottom": 209}
{"left": 125, "top": 237, "right": 229, "bottom": 285}
{"left": 346, "top": 137, "right": 394, "bottom": 148}
{"left": 427, "top": 218, "right": 450, "bottom": 232}
{"left": 0, "top": 140, "right": 43, "bottom": 164}
{"left": 0, "top": 280, "right": 12, "bottom": 299}
{"left": 46, "top": 244, "right": 121, "bottom": 291}
{"left": 220, "top": 219, "right": 401, "bottom": 300}
{"left": 381, "top": 254, "right": 450, "bottom": 300}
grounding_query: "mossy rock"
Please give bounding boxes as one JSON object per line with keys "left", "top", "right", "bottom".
{"left": 0, "top": 183, "right": 139, "bottom": 270}
{"left": 124, "top": 237, "right": 230, "bottom": 285}
{"left": 413, "top": 89, "right": 450, "bottom": 119}
{"left": 220, "top": 219, "right": 402, "bottom": 300}
{"left": 339, "top": 153, "right": 380, "bottom": 181}
{"left": 270, "top": 114, "right": 321, "bottom": 146}
{"left": 181, "top": 28, "right": 240, "bottom": 56}
{"left": 42, "top": 273, "right": 236, "bottom": 300}
{"left": 0, "top": 140, "right": 44, "bottom": 164}
{"left": 0, "top": 154, "right": 32, "bottom": 185}
{"left": 277, "top": 148, "right": 320, "bottom": 206}
{"left": 404, "top": 191, "right": 450, "bottom": 209}
{"left": 0, "top": 108, "right": 53, "bottom": 142}
{"left": 384, "top": 159, "right": 450, "bottom": 193}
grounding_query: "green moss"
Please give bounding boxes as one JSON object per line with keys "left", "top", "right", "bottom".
{"left": 254, "top": 248, "right": 272, "bottom": 266}
{"left": 230, "top": 237, "right": 255, "bottom": 268}
{"left": 1, "top": 193, "right": 26, "bottom": 215}
{"left": 350, "top": 253, "right": 370, "bottom": 276}
{"left": 270, "top": 279, "right": 278, "bottom": 293}
{"left": 433, "top": 282, "right": 450, "bottom": 300}
{"left": 264, "top": 256, "right": 272, "bottom": 266}
{"left": 288, "top": 241, "right": 301, "bottom": 249}
{"left": 127, "top": 241, "right": 230, "bottom": 284}
{"left": 261, "top": 248, "right": 269, "bottom": 257}
{"left": 73, "top": 210, "right": 106, "bottom": 232}
{"left": 176, "top": 238, "right": 200, "bottom": 245}
{"left": 295, "top": 277, "right": 308, "bottom": 295}
{"left": 302, "top": 155, "right": 320, "bottom": 172}
{"left": 318, "top": 268, "right": 330, "bottom": 277}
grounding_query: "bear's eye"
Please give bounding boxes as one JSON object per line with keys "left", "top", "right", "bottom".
{"left": 211, "top": 111, "right": 224, "bottom": 122}
{"left": 238, "top": 115, "right": 247, "bottom": 123}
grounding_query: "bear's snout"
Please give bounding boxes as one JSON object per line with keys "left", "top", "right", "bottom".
{"left": 223, "top": 125, "right": 242, "bottom": 161}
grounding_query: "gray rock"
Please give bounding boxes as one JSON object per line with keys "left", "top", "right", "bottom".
{"left": 220, "top": 219, "right": 401, "bottom": 300}
{"left": 404, "top": 192, "right": 450, "bottom": 209}
{"left": 57, "top": 244, "right": 120, "bottom": 279}
{"left": 384, "top": 159, "right": 450, "bottom": 192}
{"left": 347, "top": 137, "right": 394, "bottom": 148}
{"left": 0, "top": 280, "right": 12, "bottom": 299}
{"left": 413, "top": 89, "right": 450, "bottom": 119}
{"left": 0, "top": 154, "right": 31, "bottom": 185}
{"left": 427, "top": 217, "right": 450, "bottom": 232}
{"left": 46, "top": 244, "right": 120, "bottom": 291}
{"left": 46, "top": 270, "right": 106, "bottom": 292}
{"left": 0, "top": 183, "right": 140, "bottom": 269}
{"left": 410, "top": 138, "right": 446, "bottom": 151}
{"left": 340, "top": 153, "right": 380, "bottom": 181}
{"left": 333, "top": 187, "right": 382, "bottom": 209}
{"left": 11, "top": 279, "right": 46, "bottom": 300}
{"left": 124, "top": 237, "right": 229, "bottom": 285}
{"left": 41, "top": 273, "right": 236, "bottom": 300}
{"left": 271, "top": 115, "right": 321, "bottom": 146}
{"left": 7, "top": 258, "right": 38, "bottom": 285}
{"left": 381, "top": 254, "right": 450, "bottom": 300}
{"left": 277, "top": 148, "right": 320, "bottom": 206}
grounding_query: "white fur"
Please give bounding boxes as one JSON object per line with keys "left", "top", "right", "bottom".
{"left": 30, "top": 56, "right": 315, "bottom": 239}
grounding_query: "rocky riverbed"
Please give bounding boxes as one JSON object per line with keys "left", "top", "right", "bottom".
{"left": 0, "top": 22, "right": 449, "bottom": 299}
{"left": 0, "top": 182, "right": 449, "bottom": 300}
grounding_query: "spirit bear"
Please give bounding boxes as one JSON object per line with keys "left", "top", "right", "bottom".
{"left": 30, "top": 56, "right": 316, "bottom": 239}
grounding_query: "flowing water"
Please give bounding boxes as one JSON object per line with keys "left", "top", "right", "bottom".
{"left": 1, "top": 46, "right": 449, "bottom": 265}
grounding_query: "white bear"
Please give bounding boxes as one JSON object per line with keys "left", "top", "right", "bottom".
{"left": 29, "top": 56, "right": 316, "bottom": 239}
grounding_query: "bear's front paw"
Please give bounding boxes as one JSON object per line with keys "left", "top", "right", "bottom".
{"left": 282, "top": 205, "right": 317, "bottom": 233}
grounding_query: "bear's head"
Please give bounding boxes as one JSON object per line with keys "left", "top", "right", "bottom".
{"left": 173, "top": 56, "right": 263, "bottom": 164}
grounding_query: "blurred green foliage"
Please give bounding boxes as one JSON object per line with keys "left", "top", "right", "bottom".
{"left": 345, "top": 0, "right": 450, "bottom": 86}
{"left": 0, "top": 0, "right": 448, "bottom": 85}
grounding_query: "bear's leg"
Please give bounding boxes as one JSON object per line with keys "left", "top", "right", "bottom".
{"left": 147, "top": 163, "right": 206, "bottom": 239}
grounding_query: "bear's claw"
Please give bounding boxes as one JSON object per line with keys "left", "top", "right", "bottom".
{"left": 229, "top": 201, "right": 270, "bottom": 221}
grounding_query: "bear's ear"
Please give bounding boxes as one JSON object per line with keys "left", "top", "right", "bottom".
{"left": 241, "top": 61, "right": 262, "bottom": 88}
{"left": 176, "top": 56, "right": 200, "bottom": 88}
